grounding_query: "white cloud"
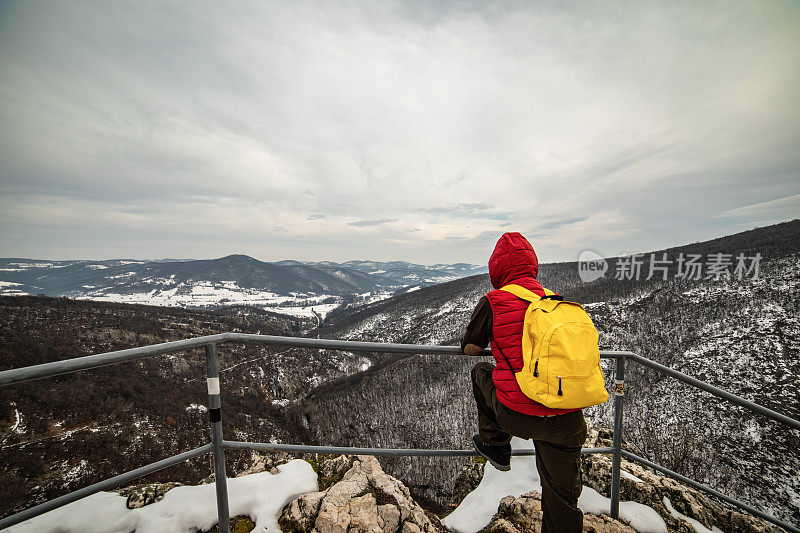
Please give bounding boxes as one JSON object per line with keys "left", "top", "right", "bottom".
{"left": 715, "top": 193, "right": 800, "bottom": 223}
{"left": 0, "top": 1, "right": 798, "bottom": 263}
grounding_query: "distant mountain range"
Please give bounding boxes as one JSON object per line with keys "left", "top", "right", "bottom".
{"left": 0, "top": 256, "right": 487, "bottom": 318}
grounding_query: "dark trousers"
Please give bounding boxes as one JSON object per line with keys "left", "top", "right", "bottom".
{"left": 471, "top": 362, "right": 587, "bottom": 533}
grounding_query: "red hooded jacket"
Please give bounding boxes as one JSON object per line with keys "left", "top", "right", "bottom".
{"left": 486, "top": 233, "right": 580, "bottom": 416}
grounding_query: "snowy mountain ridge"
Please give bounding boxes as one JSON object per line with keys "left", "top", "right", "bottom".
{"left": 0, "top": 255, "right": 485, "bottom": 319}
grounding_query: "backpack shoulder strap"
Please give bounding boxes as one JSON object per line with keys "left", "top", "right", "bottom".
{"left": 500, "top": 283, "right": 559, "bottom": 302}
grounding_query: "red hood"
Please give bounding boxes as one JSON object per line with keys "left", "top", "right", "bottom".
{"left": 488, "top": 233, "right": 539, "bottom": 289}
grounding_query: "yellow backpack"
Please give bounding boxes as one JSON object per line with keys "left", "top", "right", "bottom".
{"left": 498, "top": 284, "right": 609, "bottom": 409}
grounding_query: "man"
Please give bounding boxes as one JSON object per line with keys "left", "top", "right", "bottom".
{"left": 461, "top": 232, "right": 587, "bottom": 533}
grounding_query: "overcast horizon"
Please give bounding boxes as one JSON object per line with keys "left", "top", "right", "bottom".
{"left": 0, "top": 216, "right": 796, "bottom": 266}
{"left": 1, "top": 1, "right": 798, "bottom": 265}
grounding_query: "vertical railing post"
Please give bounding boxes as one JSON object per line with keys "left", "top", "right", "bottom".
{"left": 205, "top": 343, "right": 231, "bottom": 533}
{"left": 610, "top": 355, "right": 625, "bottom": 519}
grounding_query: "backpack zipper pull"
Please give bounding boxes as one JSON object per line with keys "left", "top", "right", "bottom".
{"left": 533, "top": 358, "right": 539, "bottom": 377}
{"left": 557, "top": 376, "right": 563, "bottom": 396}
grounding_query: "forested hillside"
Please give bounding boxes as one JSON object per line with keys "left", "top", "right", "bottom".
{"left": 0, "top": 298, "right": 370, "bottom": 517}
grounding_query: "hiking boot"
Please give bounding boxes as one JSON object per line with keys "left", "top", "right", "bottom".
{"left": 472, "top": 434, "right": 511, "bottom": 471}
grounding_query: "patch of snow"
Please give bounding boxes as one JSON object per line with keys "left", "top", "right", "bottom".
{"left": 85, "top": 264, "right": 108, "bottom": 270}
{"left": 442, "top": 438, "right": 539, "bottom": 532}
{"left": 578, "top": 487, "right": 667, "bottom": 533}
{"left": 361, "top": 290, "right": 396, "bottom": 305}
{"left": 7, "top": 459, "right": 317, "bottom": 533}
{"left": 12, "top": 409, "right": 22, "bottom": 433}
{"left": 62, "top": 460, "right": 89, "bottom": 486}
{"left": 77, "top": 282, "right": 342, "bottom": 315}
{"left": 0, "top": 281, "right": 22, "bottom": 288}
{"left": 621, "top": 470, "right": 645, "bottom": 484}
{"left": 104, "top": 272, "right": 137, "bottom": 279}
{"left": 423, "top": 275, "right": 459, "bottom": 283}
{"left": 443, "top": 437, "right": 667, "bottom": 533}
{"left": 266, "top": 302, "right": 341, "bottom": 319}
{"left": 9, "top": 262, "right": 67, "bottom": 268}
{"left": 431, "top": 301, "right": 458, "bottom": 318}
{"left": 663, "top": 496, "right": 724, "bottom": 533}
{"left": 185, "top": 404, "right": 208, "bottom": 413}
{"left": 743, "top": 420, "right": 762, "bottom": 444}
{"left": 2, "top": 408, "right": 23, "bottom": 444}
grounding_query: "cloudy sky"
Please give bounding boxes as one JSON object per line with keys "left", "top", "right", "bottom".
{"left": 1, "top": 1, "right": 798, "bottom": 265}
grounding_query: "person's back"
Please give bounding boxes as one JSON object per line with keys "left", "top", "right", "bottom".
{"left": 462, "top": 232, "right": 587, "bottom": 533}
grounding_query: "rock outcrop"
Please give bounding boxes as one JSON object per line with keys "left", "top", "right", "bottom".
{"left": 450, "top": 458, "right": 485, "bottom": 510}
{"left": 478, "top": 491, "right": 638, "bottom": 533}
{"left": 110, "top": 427, "right": 784, "bottom": 533}
{"left": 581, "top": 427, "right": 784, "bottom": 533}
{"left": 280, "top": 455, "right": 446, "bottom": 533}
{"left": 117, "top": 481, "right": 183, "bottom": 509}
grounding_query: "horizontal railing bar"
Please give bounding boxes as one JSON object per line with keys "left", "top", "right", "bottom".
{"left": 229, "top": 333, "right": 471, "bottom": 355}
{"left": 0, "top": 333, "right": 629, "bottom": 389}
{"left": 621, "top": 450, "right": 799, "bottom": 533}
{"left": 0, "top": 443, "right": 213, "bottom": 530}
{"left": 222, "top": 440, "right": 613, "bottom": 456}
{"left": 627, "top": 354, "right": 800, "bottom": 431}
{"left": 0, "top": 334, "right": 229, "bottom": 388}
{"left": 227, "top": 333, "right": 635, "bottom": 360}
{"left": 594, "top": 351, "right": 632, "bottom": 359}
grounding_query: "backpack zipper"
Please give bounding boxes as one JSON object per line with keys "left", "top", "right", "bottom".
{"left": 533, "top": 358, "right": 539, "bottom": 377}
{"left": 557, "top": 376, "right": 563, "bottom": 396}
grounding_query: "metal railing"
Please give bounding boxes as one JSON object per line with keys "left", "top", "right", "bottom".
{"left": 0, "top": 333, "right": 798, "bottom": 532}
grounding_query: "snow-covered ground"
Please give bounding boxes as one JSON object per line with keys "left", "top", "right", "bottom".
{"left": 5, "top": 460, "right": 317, "bottom": 533}
{"left": 266, "top": 302, "right": 341, "bottom": 319}
{"left": 73, "top": 281, "right": 348, "bottom": 319}
{"left": 442, "top": 438, "right": 668, "bottom": 533}
{"left": 62, "top": 279, "right": 409, "bottom": 320}
{"left": 4, "top": 262, "right": 68, "bottom": 269}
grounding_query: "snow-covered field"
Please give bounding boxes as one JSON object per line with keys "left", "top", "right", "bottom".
{"left": 266, "top": 302, "right": 341, "bottom": 319}
{"left": 72, "top": 280, "right": 349, "bottom": 319}
{"left": 0, "top": 281, "right": 26, "bottom": 294}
